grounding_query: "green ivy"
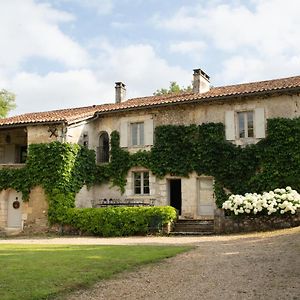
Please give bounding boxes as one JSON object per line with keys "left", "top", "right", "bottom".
{"left": 0, "top": 117, "right": 299, "bottom": 225}
{"left": 0, "top": 142, "right": 99, "bottom": 223}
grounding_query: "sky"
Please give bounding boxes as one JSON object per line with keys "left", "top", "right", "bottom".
{"left": 1, "top": 0, "right": 300, "bottom": 116}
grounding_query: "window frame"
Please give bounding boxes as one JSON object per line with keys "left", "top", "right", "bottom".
{"left": 97, "top": 131, "right": 110, "bottom": 164}
{"left": 237, "top": 111, "right": 254, "bottom": 139}
{"left": 130, "top": 122, "right": 144, "bottom": 146}
{"left": 133, "top": 171, "right": 150, "bottom": 195}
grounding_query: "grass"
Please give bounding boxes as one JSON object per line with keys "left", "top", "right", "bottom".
{"left": 0, "top": 244, "right": 191, "bottom": 300}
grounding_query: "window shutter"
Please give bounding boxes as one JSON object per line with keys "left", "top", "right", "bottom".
{"left": 120, "top": 120, "right": 128, "bottom": 147}
{"left": 225, "top": 110, "right": 235, "bottom": 140}
{"left": 144, "top": 119, "right": 154, "bottom": 145}
{"left": 254, "top": 107, "right": 265, "bottom": 139}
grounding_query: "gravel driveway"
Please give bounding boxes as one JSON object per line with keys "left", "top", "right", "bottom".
{"left": 63, "top": 227, "right": 299, "bottom": 300}
{"left": 2, "top": 227, "right": 299, "bottom": 299}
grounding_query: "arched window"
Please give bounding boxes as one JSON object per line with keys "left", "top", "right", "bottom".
{"left": 97, "top": 132, "right": 109, "bottom": 163}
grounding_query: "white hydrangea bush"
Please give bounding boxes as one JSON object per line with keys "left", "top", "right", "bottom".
{"left": 222, "top": 187, "right": 300, "bottom": 216}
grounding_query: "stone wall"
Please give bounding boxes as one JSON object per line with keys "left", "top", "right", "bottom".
{"left": 27, "top": 124, "right": 62, "bottom": 144}
{"left": 22, "top": 186, "right": 49, "bottom": 233}
{"left": 214, "top": 208, "right": 300, "bottom": 234}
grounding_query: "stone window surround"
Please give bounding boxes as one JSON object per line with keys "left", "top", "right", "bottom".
{"left": 119, "top": 115, "right": 154, "bottom": 149}
{"left": 133, "top": 171, "right": 150, "bottom": 195}
{"left": 225, "top": 107, "right": 265, "bottom": 143}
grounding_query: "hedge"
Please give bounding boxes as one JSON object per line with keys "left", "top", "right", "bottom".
{"left": 62, "top": 206, "right": 177, "bottom": 236}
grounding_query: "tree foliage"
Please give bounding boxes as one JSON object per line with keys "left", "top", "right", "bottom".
{"left": 0, "top": 89, "right": 16, "bottom": 118}
{"left": 153, "top": 81, "right": 192, "bottom": 96}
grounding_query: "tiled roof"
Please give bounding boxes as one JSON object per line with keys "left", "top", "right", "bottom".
{"left": 0, "top": 75, "right": 299, "bottom": 127}
{"left": 97, "top": 74, "right": 300, "bottom": 113}
{"left": 0, "top": 105, "right": 108, "bottom": 127}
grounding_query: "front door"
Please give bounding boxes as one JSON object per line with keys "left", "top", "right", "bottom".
{"left": 169, "top": 179, "right": 182, "bottom": 215}
{"left": 7, "top": 192, "right": 22, "bottom": 228}
{"left": 198, "top": 177, "right": 214, "bottom": 217}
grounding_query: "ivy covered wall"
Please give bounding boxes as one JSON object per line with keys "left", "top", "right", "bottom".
{"left": 0, "top": 117, "right": 299, "bottom": 223}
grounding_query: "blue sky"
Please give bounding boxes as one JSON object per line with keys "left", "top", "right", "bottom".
{"left": 0, "top": 0, "right": 299, "bottom": 116}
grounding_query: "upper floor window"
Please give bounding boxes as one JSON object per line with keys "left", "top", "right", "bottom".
{"left": 131, "top": 122, "right": 144, "bottom": 146}
{"left": 97, "top": 132, "right": 109, "bottom": 163}
{"left": 82, "top": 132, "right": 89, "bottom": 148}
{"left": 237, "top": 111, "right": 254, "bottom": 138}
{"left": 133, "top": 171, "right": 150, "bottom": 195}
{"left": 119, "top": 118, "right": 154, "bottom": 148}
{"left": 225, "top": 108, "right": 265, "bottom": 141}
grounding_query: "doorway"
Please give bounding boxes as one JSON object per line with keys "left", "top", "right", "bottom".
{"left": 7, "top": 192, "right": 22, "bottom": 228}
{"left": 169, "top": 179, "right": 182, "bottom": 215}
{"left": 198, "top": 177, "right": 214, "bottom": 217}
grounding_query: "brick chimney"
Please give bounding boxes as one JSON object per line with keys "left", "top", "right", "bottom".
{"left": 115, "top": 82, "right": 126, "bottom": 103}
{"left": 192, "top": 69, "right": 210, "bottom": 93}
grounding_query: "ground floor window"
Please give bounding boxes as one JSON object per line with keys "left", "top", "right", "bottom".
{"left": 134, "top": 171, "right": 150, "bottom": 195}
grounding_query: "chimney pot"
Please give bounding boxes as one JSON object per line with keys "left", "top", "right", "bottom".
{"left": 115, "top": 82, "right": 126, "bottom": 103}
{"left": 192, "top": 68, "right": 210, "bottom": 94}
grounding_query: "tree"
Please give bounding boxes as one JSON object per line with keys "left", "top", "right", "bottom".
{"left": 0, "top": 89, "right": 16, "bottom": 118}
{"left": 153, "top": 81, "right": 192, "bottom": 96}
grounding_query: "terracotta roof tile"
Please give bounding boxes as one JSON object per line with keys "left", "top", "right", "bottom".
{"left": 1, "top": 75, "right": 299, "bottom": 127}
{"left": 0, "top": 105, "right": 109, "bottom": 127}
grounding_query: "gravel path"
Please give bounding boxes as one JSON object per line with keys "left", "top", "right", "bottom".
{"left": 2, "top": 227, "right": 299, "bottom": 299}
{"left": 64, "top": 227, "right": 299, "bottom": 300}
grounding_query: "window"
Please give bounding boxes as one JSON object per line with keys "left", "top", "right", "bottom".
{"left": 131, "top": 122, "right": 144, "bottom": 146}
{"left": 237, "top": 111, "right": 254, "bottom": 138}
{"left": 134, "top": 171, "right": 150, "bottom": 195}
{"left": 225, "top": 108, "right": 265, "bottom": 141}
{"left": 82, "top": 132, "right": 89, "bottom": 148}
{"left": 97, "top": 132, "right": 109, "bottom": 163}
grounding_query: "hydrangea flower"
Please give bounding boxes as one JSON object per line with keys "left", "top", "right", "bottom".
{"left": 222, "top": 187, "right": 300, "bottom": 216}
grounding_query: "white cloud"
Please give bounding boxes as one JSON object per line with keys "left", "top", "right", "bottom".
{"left": 92, "top": 43, "right": 191, "bottom": 98}
{"left": 169, "top": 41, "right": 207, "bottom": 59}
{"left": 0, "top": 0, "right": 89, "bottom": 72}
{"left": 10, "top": 70, "right": 109, "bottom": 115}
{"left": 156, "top": 0, "right": 300, "bottom": 83}
{"left": 9, "top": 42, "right": 191, "bottom": 115}
{"left": 216, "top": 54, "right": 300, "bottom": 84}
{"left": 62, "top": 0, "right": 114, "bottom": 15}
{"left": 111, "top": 21, "right": 133, "bottom": 30}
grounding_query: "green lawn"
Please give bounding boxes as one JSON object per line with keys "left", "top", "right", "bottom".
{"left": 0, "top": 244, "right": 191, "bottom": 300}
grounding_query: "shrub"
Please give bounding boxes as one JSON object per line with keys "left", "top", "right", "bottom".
{"left": 62, "top": 206, "right": 177, "bottom": 237}
{"left": 222, "top": 187, "right": 300, "bottom": 216}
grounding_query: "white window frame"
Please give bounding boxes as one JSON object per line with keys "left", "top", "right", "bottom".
{"left": 130, "top": 122, "right": 144, "bottom": 146}
{"left": 133, "top": 171, "right": 150, "bottom": 195}
{"left": 237, "top": 111, "right": 254, "bottom": 139}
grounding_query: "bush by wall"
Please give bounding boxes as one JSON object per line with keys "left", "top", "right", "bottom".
{"left": 62, "top": 206, "right": 177, "bottom": 236}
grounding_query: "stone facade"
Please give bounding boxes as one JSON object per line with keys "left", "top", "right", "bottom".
{"left": 0, "top": 74, "right": 300, "bottom": 233}
{"left": 22, "top": 186, "right": 48, "bottom": 233}
{"left": 0, "top": 186, "right": 48, "bottom": 234}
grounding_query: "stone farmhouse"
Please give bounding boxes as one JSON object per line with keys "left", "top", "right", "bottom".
{"left": 0, "top": 69, "right": 299, "bottom": 234}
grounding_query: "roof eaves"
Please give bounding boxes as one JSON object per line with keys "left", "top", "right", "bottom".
{"left": 95, "top": 85, "right": 300, "bottom": 115}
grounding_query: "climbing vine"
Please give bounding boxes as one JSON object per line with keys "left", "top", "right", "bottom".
{"left": 0, "top": 117, "right": 299, "bottom": 223}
